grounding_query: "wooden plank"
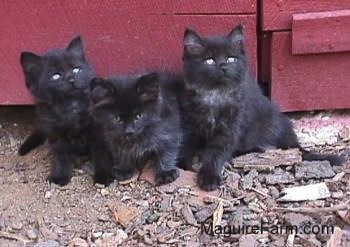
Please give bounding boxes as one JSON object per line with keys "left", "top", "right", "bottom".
{"left": 116, "top": 0, "right": 257, "bottom": 14}
{"left": 292, "top": 10, "right": 350, "bottom": 54}
{"left": 270, "top": 32, "right": 350, "bottom": 112}
{"left": 0, "top": 1, "right": 257, "bottom": 104}
{"left": 262, "top": 0, "right": 350, "bottom": 31}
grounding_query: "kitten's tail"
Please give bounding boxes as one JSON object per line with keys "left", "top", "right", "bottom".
{"left": 301, "top": 149, "right": 345, "bottom": 166}
{"left": 18, "top": 130, "right": 47, "bottom": 156}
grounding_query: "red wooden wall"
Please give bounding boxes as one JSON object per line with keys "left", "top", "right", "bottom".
{"left": 0, "top": 1, "right": 257, "bottom": 104}
{"left": 261, "top": 0, "right": 350, "bottom": 112}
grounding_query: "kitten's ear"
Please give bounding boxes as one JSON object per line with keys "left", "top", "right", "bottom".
{"left": 66, "top": 36, "right": 85, "bottom": 61}
{"left": 183, "top": 28, "right": 204, "bottom": 56}
{"left": 90, "top": 77, "right": 115, "bottom": 104}
{"left": 137, "top": 72, "right": 160, "bottom": 102}
{"left": 227, "top": 25, "right": 245, "bottom": 45}
{"left": 20, "top": 52, "right": 42, "bottom": 88}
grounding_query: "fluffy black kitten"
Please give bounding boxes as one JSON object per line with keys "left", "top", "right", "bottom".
{"left": 179, "top": 25, "right": 345, "bottom": 191}
{"left": 19, "top": 37, "right": 114, "bottom": 186}
{"left": 89, "top": 72, "right": 181, "bottom": 185}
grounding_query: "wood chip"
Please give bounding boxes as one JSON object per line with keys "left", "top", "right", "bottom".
{"left": 273, "top": 200, "right": 350, "bottom": 214}
{"left": 232, "top": 148, "right": 302, "bottom": 171}
{"left": 295, "top": 161, "right": 335, "bottom": 179}
{"left": 0, "top": 230, "right": 31, "bottom": 243}
{"left": 107, "top": 203, "right": 140, "bottom": 228}
{"left": 212, "top": 200, "right": 224, "bottom": 227}
{"left": 37, "top": 215, "right": 58, "bottom": 240}
{"left": 241, "top": 169, "right": 258, "bottom": 190}
{"left": 181, "top": 204, "right": 197, "bottom": 225}
{"left": 286, "top": 233, "right": 295, "bottom": 247}
{"left": 326, "top": 226, "right": 343, "bottom": 247}
{"left": 337, "top": 209, "right": 350, "bottom": 224}
{"left": 195, "top": 203, "right": 218, "bottom": 223}
{"left": 278, "top": 182, "right": 331, "bottom": 202}
{"left": 239, "top": 234, "right": 259, "bottom": 247}
{"left": 67, "top": 238, "right": 89, "bottom": 247}
{"left": 263, "top": 171, "right": 295, "bottom": 185}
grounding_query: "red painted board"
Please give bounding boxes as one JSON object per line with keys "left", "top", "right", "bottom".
{"left": 262, "top": 0, "right": 350, "bottom": 31}
{"left": 270, "top": 32, "right": 350, "bottom": 112}
{"left": 0, "top": 1, "right": 257, "bottom": 105}
{"left": 292, "top": 10, "right": 350, "bottom": 55}
{"left": 116, "top": 0, "right": 256, "bottom": 14}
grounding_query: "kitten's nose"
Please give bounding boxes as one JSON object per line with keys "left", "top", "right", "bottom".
{"left": 220, "top": 63, "right": 228, "bottom": 72}
{"left": 125, "top": 126, "right": 135, "bottom": 135}
{"left": 68, "top": 77, "right": 76, "bottom": 85}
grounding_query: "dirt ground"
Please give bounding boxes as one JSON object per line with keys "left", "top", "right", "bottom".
{"left": 0, "top": 107, "right": 349, "bottom": 247}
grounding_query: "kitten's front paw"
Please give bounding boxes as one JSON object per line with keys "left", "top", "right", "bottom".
{"left": 197, "top": 168, "right": 222, "bottom": 191}
{"left": 47, "top": 174, "right": 71, "bottom": 186}
{"left": 112, "top": 167, "right": 135, "bottom": 181}
{"left": 156, "top": 168, "right": 179, "bottom": 185}
{"left": 94, "top": 172, "right": 114, "bottom": 186}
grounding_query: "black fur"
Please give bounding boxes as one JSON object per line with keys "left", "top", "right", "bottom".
{"left": 89, "top": 72, "right": 181, "bottom": 185}
{"left": 19, "top": 37, "right": 113, "bottom": 186}
{"left": 179, "top": 25, "right": 345, "bottom": 191}
{"left": 18, "top": 129, "right": 47, "bottom": 155}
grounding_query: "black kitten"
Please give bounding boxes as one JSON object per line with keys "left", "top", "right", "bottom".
{"left": 19, "top": 37, "right": 113, "bottom": 186}
{"left": 89, "top": 72, "right": 181, "bottom": 185}
{"left": 179, "top": 25, "right": 345, "bottom": 191}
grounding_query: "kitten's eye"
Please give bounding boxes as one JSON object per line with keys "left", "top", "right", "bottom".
{"left": 204, "top": 58, "right": 215, "bottom": 65}
{"left": 114, "top": 116, "right": 121, "bottom": 122}
{"left": 227, "top": 57, "right": 237, "bottom": 63}
{"left": 51, "top": 73, "right": 61, "bottom": 80}
{"left": 72, "top": 67, "right": 81, "bottom": 74}
{"left": 135, "top": 113, "right": 143, "bottom": 120}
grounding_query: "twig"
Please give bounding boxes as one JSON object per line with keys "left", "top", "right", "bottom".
{"left": 37, "top": 214, "right": 58, "bottom": 240}
{"left": 273, "top": 200, "right": 350, "bottom": 214}
{"left": 251, "top": 188, "right": 271, "bottom": 198}
{"left": 107, "top": 203, "right": 119, "bottom": 223}
{"left": 189, "top": 191, "right": 235, "bottom": 206}
{"left": 0, "top": 230, "right": 31, "bottom": 243}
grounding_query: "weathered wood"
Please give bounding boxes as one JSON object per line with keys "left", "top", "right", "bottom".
{"left": 271, "top": 31, "right": 350, "bottom": 112}
{"left": 278, "top": 183, "right": 331, "bottom": 202}
{"left": 231, "top": 148, "right": 302, "bottom": 171}
{"left": 0, "top": 1, "right": 257, "bottom": 104}
{"left": 262, "top": 0, "right": 350, "bottom": 31}
{"left": 292, "top": 10, "right": 350, "bottom": 54}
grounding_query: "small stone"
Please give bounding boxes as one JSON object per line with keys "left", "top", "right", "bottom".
{"left": 98, "top": 214, "right": 110, "bottom": 222}
{"left": 101, "top": 232, "right": 112, "bottom": 238}
{"left": 34, "top": 240, "right": 60, "bottom": 247}
{"left": 166, "top": 220, "right": 182, "bottom": 228}
{"left": 332, "top": 191, "right": 344, "bottom": 199}
{"left": 146, "top": 212, "right": 160, "bottom": 224}
{"left": 0, "top": 216, "right": 6, "bottom": 229}
{"left": 144, "top": 235, "right": 153, "bottom": 245}
{"left": 100, "top": 188, "right": 109, "bottom": 196}
{"left": 159, "top": 196, "right": 171, "bottom": 212}
{"left": 45, "top": 190, "right": 53, "bottom": 199}
{"left": 26, "top": 228, "right": 39, "bottom": 240}
{"left": 92, "top": 232, "right": 103, "bottom": 239}
{"left": 269, "top": 186, "right": 280, "bottom": 199}
{"left": 95, "top": 183, "right": 105, "bottom": 189}
{"left": 10, "top": 220, "right": 23, "bottom": 231}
